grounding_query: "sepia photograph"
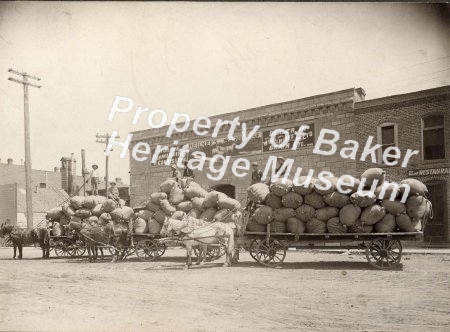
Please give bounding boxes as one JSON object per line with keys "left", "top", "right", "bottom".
{"left": 0, "top": 2, "right": 449, "bottom": 331}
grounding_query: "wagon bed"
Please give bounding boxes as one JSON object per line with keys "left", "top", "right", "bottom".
{"left": 238, "top": 212, "right": 423, "bottom": 269}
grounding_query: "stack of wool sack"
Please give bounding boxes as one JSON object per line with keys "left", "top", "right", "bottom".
{"left": 246, "top": 167, "right": 432, "bottom": 234}
{"left": 132, "top": 178, "right": 242, "bottom": 235}
{"left": 46, "top": 195, "right": 133, "bottom": 235}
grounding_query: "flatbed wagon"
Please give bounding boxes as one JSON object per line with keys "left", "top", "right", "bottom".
{"left": 237, "top": 212, "right": 423, "bottom": 269}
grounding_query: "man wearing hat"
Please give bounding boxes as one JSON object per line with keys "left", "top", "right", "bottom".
{"left": 247, "top": 161, "right": 263, "bottom": 212}
{"left": 170, "top": 164, "right": 182, "bottom": 187}
{"left": 182, "top": 160, "right": 195, "bottom": 189}
{"left": 108, "top": 182, "right": 121, "bottom": 206}
{"left": 88, "top": 164, "right": 101, "bottom": 195}
{"left": 250, "top": 161, "right": 263, "bottom": 185}
{"left": 275, "top": 156, "right": 288, "bottom": 177}
{"left": 264, "top": 156, "right": 288, "bottom": 185}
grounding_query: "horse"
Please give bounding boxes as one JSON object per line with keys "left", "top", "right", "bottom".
{"left": 161, "top": 211, "right": 244, "bottom": 269}
{"left": 0, "top": 223, "right": 50, "bottom": 259}
{"left": 67, "top": 220, "right": 128, "bottom": 262}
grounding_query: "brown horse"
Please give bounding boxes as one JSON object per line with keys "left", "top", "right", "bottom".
{"left": 0, "top": 223, "right": 50, "bottom": 259}
{"left": 68, "top": 220, "right": 128, "bottom": 262}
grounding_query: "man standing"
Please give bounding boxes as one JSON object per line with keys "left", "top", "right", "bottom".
{"left": 108, "top": 182, "right": 121, "bottom": 206}
{"left": 171, "top": 164, "right": 182, "bottom": 187}
{"left": 247, "top": 161, "right": 263, "bottom": 213}
{"left": 250, "top": 162, "right": 263, "bottom": 185}
{"left": 88, "top": 164, "right": 101, "bottom": 195}
{"left": 182, "top": 160, "right": 195, "bottom": 189}
{"left": 275, "top": 157, "right": 288, "bottom": 178}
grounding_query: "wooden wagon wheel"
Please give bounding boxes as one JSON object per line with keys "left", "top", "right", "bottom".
{"left": 135, "top": 239, "right": 159, "bottom": 262}
{"left": 207, "top": 246, "right": 225, "bottom": 260}
{"left": 365, "top": 238, "right": 402, "bottom": 270}
{"left": 108, "top": 246, "right": 116, "bottom": 256}
{"left": 155, "top": 242, "right": 166, "bottom": 257}
{"left": 54, "top": 238, "right": 73, "bottom": 258}
{"left": 248, "top": 239, "right": 260, "bottom": 262}
{"left": 69, "top": 239, "right": 86, "bottom": 257}
{"left": 256, "top": 239, "right": 286, "bottom": 268}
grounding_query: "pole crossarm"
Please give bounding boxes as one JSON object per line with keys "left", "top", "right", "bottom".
{"left": 8, "top": 77, "right": 42, "bottom": 88}
{"left": 8, "top": 68, "right": 41, "bottom": 81}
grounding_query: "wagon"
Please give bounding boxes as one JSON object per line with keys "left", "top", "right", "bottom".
{"left": 49, "top": 233, "right": 86, "bottom": 258}
{"left": 237, "top": 212, "right": 423, "bottom": 270}
{"left": 130, "top": 233, "right": 225, "bottom": 262}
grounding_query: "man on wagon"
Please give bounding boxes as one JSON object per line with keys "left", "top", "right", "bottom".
{"left": 108, "top": 182, "right": 121, "bottom": 207}
{"left": 88, "top": 164, "right": 101, "bottom": 195}
{"left": 170, "top": 164, "right": 182, "bottom": 187}
{"left": 182, "top": 160, "right": 195, "bottom": 189}
{"left": 246, "top": 161, "right": 263, "bottom": 212}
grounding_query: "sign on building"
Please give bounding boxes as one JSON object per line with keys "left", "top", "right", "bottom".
{"left": 188, "top": 133, "right": 262, "bottom": 158}
{"left": 262, "top": 123, "right": 314, "bottom": 152}
{"left": 408, "top": 167, "right": 450, "bottom": 176}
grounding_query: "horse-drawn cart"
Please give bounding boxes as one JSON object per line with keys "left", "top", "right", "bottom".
{"left": 237, "top": 212, "right": 423, "bottom": 270}
{"left": 49, "top": 234, "right": 86, "bottom": 258}
{"left": 131, "top": 233, "right": 225, "bottom": 262}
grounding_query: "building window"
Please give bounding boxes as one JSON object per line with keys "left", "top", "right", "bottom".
{"left": 423, "top": 114, "right": 445, "bottom": 160}
{"left": 377, "top": 123, "right": 398, "bottom": 165}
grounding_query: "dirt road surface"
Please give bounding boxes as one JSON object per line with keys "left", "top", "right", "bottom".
{"left": 0, "top": 247, "right": 449, "bottom": 332}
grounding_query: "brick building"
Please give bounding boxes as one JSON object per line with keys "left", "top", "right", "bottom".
{"left": 0, "top": 157, "right": 85, "bottom": 193}
{"left": 1, "top": 157, "right": 86, "bottom": 227}
{"left": 129, "top": 88, "right": 365, "bottom": 203}
{"left": 129, "top": 85, "right": 449, "bottom": 247}
{"left": 0, "top": 183, "right": 69, "bottom": 227}
{"left": 355, "top": 86, "right": 450, "bottom": 246}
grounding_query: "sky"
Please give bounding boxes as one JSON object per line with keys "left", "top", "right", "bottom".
{"left": 0, "top": 2, "right": 449, "bottom": 183}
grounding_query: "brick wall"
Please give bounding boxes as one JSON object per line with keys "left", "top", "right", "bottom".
{"left": 355, "top": 86, "right": 450, "bottom": 244}
{"left": 0, "top": 164, "right": 61, "bottom": 189}
{"left": 129, "top": 88, "right": 365, "bottom": 205}
{"left": 0, "top": 183, "right": 17, "bottom": 225}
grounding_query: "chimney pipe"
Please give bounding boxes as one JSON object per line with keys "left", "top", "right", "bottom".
{"left": 54, "top": 167, "right": 59, "bottom": 172}
{"left": 7, "top": 158, "right": 13, "bottom": 165}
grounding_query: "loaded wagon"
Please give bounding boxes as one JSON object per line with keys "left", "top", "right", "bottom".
{"left": 237, "top": 211, "right": 423, "bottom": 269}
{"left": 48, "top": 228, "right": 86, "bottom": 258}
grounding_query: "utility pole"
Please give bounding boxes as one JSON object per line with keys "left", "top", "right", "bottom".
{"left": 81, "top": 149, "right": 86, "bottom": 196}
{"left": 96, "top": 133, "right": 119, "bottom": 199}
{"left": 8, "top": 69, "right": 41, "bottom": 230}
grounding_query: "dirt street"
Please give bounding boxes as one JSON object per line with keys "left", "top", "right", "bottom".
{"left": 0, "top": 247, "right": 449, "bottom": 332}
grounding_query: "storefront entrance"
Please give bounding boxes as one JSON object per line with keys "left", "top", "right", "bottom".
{"left": 424, "top": 181, "right": 448, "bottom": 246}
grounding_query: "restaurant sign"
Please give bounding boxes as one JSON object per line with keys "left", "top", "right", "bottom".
{"left": 408, "top": 167, "right": 450, "bottom": 177}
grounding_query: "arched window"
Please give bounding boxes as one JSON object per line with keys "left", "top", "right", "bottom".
{"left": 423, "top": 114, "right": 445, "bottom": 160}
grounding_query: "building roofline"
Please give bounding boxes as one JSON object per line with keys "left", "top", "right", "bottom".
{"left": 131, "top": 87, "right": 364, "bottom": 139}
{"left": 355, "top": 85, "right": 450, "bottom": 111}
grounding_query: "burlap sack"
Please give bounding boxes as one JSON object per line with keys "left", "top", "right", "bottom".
{"left": 339, "top": 204, "right": 361, "bottom": 226}
{"left": 306, "top": 218, "right": 327, "bottom": 233}
{"left": 327, "top": 217, "right": 347, "bottom": 233}
{"left": 46, "top": 207, "right": 63, "bottom": 220}
{"left": 281, "top": 192, "right": 303, "bottom": 209}
{"left": 295, "top": 204, "right": 316, "bottom": 222}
